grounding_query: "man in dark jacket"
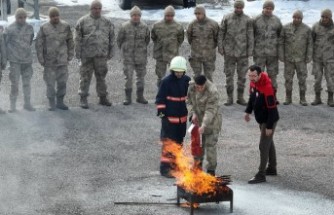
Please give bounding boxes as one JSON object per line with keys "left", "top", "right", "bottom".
{"left": 244, "top": 65, "right": 279, "bottom": 184}
{"left": 155, "top": 56, "right": 191, "bottom": 177}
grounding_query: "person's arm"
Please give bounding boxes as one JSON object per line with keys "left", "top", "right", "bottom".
{"left": 145, "top": 26, "right": 150, "bottom": 46}
{"left": 186, "top": 22, "right": 193, "bottom": 45}
{"left": 155, "top": 80, "right": 168, "bottom": 118}
{"left": 108, "top": 21, "right": 115, "bottom": 59}
{"left": 35, "top": 26, "right": 45, "bottom": 66}
{"left": 116, "top": 25, "right": 124, "bottom": 50}
{"left": 66, "top": 25, "right": 75, "bottom": 61}
{"left": 0, "top": 34, "right": 6, "bottom": 70}
{"left": 306, "top": 27, "right": 313, "bottom": 63}
{"left": 74, "top": 19, "right": 83, "bottom": 59}
{"left": 217, "top": 18, "right": 225, "bottom": 56}
{"left": 201, "top": 89, "right": 219, "bottom": 131}
{"left": 247, "top": 17, "right": 254, "bottom": 57}
{"left": 177, "top": 24, "right": 184, "bottom": 47}
{"left": 278, "top": 26, "right": 285, "bottom": 62}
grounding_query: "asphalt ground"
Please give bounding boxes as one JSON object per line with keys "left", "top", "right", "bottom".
{"left": 0, "top": 1, "right": 333, "bottom": 214}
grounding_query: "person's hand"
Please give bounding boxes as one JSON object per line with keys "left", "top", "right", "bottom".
{"left": 199, "top": 126, "right": 204, "bottom": 134}
{"left": 265, "top": 129, "right": 273, "bottom": 136}
{"left": 244, "top": 113, "right": 250, "bottom": 122}
{"left": 191, "top": 114, "right": 198, "bottom": 125}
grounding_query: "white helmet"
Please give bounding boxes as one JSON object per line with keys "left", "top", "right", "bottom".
{"left": 170, "top": 56, "right": 187, "bottom": 72}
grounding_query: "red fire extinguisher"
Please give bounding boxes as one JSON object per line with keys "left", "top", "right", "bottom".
{"left": 190, "top": 123, "right": 202, "bottom": 157}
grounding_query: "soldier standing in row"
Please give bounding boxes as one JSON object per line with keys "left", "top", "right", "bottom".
{"left": 4, "top": 8, "right": 35, "bottom": 112}
{"left": 117, "top": 6, "right": 150, "bottom": 105}
{"left": 0, "top": 31, "right": 6, "bottom": 114}
{"left": 218, "top": 0, "right": 253, "bottom": 106}
{"left": 187, "top": 75, "right": 222, "bottom": 176}
{"left": 151, "top": 5, "right": 184, "bottom": 87}
{"left": 187, "top": 6, "right": 219, "bottom": 82}
{"left": 36, "top": 7, "right": 74, "bottom": 111}
{"left": 75, "top": 0, "right": 114, "bottom": 109}
{"left": 311, "top": 9, "right": 334, "bottom": 107}
{"left": 253, "top": 0, "right": 282, "bottom": 97}
{"left": 279, "top": 10, "right": 312, "bottom": 106}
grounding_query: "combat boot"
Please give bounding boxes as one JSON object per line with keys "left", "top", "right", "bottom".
{"left": 0, "top": 107, "right": 5, "bottom": 114}
{"left": 136, "top": 87, "right": 148, "bottom": 104}
{"left": 311, "top": 92, "right": 322, "bottom": 105}
{"left": 8, "top": 98, "right": 17, "bottom": 113}
{"left": 80, "top": 96, "right": 89, "bottom": 109}
{"left": 123, "top": 89, "right": 132, "bottom": 105}
{"left": 327, "top": 92, "right": 334, "bottom": 107}
{"left": 48, "top": 98, "right": 56, "bottom": 111}
{"left": 299, "top": 91, "right": 308, "bottom": 106}
{"left": 56, "top": 97, "right": 69, "bottom": 110}
{"left": 99, "top": 96, "right": 112, "bottom": 106}
{"left": 23, "top": 95, "right": 35, "bottom": 111}
{"left": 224, "top": 90, "right": 233, "bottom": 106}
{"left": 283, "top": 90, "right": 292, "bottom": 105}
{"left": 236, "top": 89, "right": 247, "bottom": 106}
{"left": 248, "top": 172, "right": 266, "bottom": 184}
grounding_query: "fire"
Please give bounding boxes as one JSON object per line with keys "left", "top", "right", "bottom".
{"left": 163, "top": 139, "right": 222, "bottom": 195}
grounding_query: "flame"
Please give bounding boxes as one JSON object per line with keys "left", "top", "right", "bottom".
{"left": 163, "top": 139, "right": 222, "bottom": 195}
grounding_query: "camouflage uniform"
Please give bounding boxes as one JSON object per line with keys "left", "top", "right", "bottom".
{"left": 4, "top": 22, "right": 35, "bottom": 111}
{"left": 279, "top": 21, "right": 312, "bottom": 105}
{"left": 187, "top": 17, "right": 219, "bottom": 81}
{"left": 0, "top": 33, "right": 7, "bottom": 114}
{"left": 75, "top": 14, "right": 114, "bottom": 104}
{"left": 311, "top": 18, "right": 334, "bottom": 106}
{"left": 117, "top": 20, "right": 150, "bottom": 101}
{"left": 35, "top": 20, "right": 74, "bottom": 109}
{"left": 151, "top": 20, "right": 184, "bottom": 86}
{"left": 253, "top": 13, "right": 282, "bottom": 89}
{"left": 218, "top": 11, "right": 254, "bottom": 105}
{"left": 187, "top": 80, "right": 222, "bottom": 173}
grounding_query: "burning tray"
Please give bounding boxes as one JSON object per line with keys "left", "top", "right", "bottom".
{"left": 176, "top": 175, "right": 233, "bottom": 214}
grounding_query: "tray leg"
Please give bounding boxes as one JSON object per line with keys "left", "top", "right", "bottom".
{"left": 230, "top": 190, "right": 233, "bottom": 213}
{"left": 190, "top": 196, "right": 194, "bottom": 215}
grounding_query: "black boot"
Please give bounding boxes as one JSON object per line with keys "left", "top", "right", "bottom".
{"left": 8, "top": 98, "right": 17, "bottom": 113}
{"left": 236, "top": 89, "right": 247, "bottom": 106}
{"left": 123, "top": 89, "right": 132, "bottom": 105}
{"left": 56, "top": 97, "right": 69, "bottom": 110}
{"left": 48, "top": 98, "right": 56, "bottom": 111}
{"left": 224, "top": 89, "right": 233, "bottom": 106}
{"left": 80, "top": 96, "right": 89, "bottom": 109}
{"left": 311, "top": 92, "right": 322, "bottom": 105}
{"left": 24, "top": 95, "right": 35, "bottom": 111}
{"left": 136, "top": 87, "right": 148, "bottom": 104}
{"left": 99, "top": 96, "right": 112, "bottom": 106}
{"left": 207, "top": 170, "right": 215, "bottom": 176}
{"left": 248, "top": 172, "right": 266, "bottom": 184}
{"left": 265, "top": 167, "right": 277, "bottom": 176}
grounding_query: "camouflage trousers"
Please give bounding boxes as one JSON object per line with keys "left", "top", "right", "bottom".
{"left": 124, "top": 63, "right": 147, "bottom": 90}
{"left": 43, "top": 66, "right": 69, "bottom": 99}
{"left": 194, "top": 130, "right": 219, "bottom": 172}
{"left": 79, "top": 57, "right": 108, "bottom": 97}
{"left": 155, "top": 60, "right": 168, "bottom": 87}
{"left": 284, "top": 61, "right": 308, "bottom": 92}
{"left": 312, "top": 61, "right": 334, "bottom": 93}
{"left": 254, "top": 56, "right": 279, "bottom": 89}
{"left": 189, "top": 58, "right": 215, "bottom": 82}
{"left": 9, "top": 62, "right": 33, "bottom": 100}
{"left": 224, "top": 56, "right": 248, "bottom": 93}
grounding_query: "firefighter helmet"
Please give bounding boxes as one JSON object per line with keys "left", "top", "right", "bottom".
{"left": 170, "top": 56, "right": 187, "bottom": 72}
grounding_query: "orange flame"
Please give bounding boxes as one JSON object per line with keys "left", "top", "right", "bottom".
{"left": 163, "top": 139, "right": 222, "bottom": 195}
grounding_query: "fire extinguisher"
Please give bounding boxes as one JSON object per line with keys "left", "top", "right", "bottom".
{"left": 190, "top": 123, "right": 202, "bottom": 158}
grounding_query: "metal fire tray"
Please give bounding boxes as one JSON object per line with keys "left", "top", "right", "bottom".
{"left": 176, "top": 182, "right": 233, "bottom": 214}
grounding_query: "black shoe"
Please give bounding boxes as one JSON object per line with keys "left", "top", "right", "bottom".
{"left": 207, "top": 170, "right": 215, "bottom": 176}
{"left": 265, "top": 168, "right": 277, "bottom": 176}
{"left": 248, "top": 173, "right": 266, "bottom": 184}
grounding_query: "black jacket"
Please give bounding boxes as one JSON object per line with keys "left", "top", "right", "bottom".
{"left": 245, "top": 72, "right": 279, "bottom": 129}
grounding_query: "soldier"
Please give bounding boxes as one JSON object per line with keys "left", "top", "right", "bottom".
{"left": 75, "top": 0, "right": 114, "bottom": 109}
{"left": 187, "top": 6, "right": 219, "bottom": 82}
{"left": 253, "top": 0, "right": 282, "bottom": 95}
{"left": 4, "top": 8, "right": 35, "bottom": 112}
{"left": 36, "top": 7, "right": 74, "bottom": 111}
{"left": 156, "top": 56, "right": 191, "bottom": 177}
{"left": 311, "top": 9, "right": 334, "bottom": 107}
{"left": 245, "top": 65, "right": 279, "bottom": 184}
{"left": 0, "top": 32, "right": 6, "bottom": 114}
{"left": 218, "top": 0, "right": 253, "bottom": 106}
{"left": 117, "top": 6, "right": 150, "bottom": 105}
{"left": 151, "top": 5, "right": 184, "bottom": 87}
{"left": 279, "top": 10, "right": 312, "bottom": 106}
{"left": 187, "top": 75, "right": 222, "bottom": 176}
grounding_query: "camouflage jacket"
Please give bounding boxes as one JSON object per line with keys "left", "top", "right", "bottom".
{"left": 218, "top": 12, "right": 254, "bottom": 57}
{"left": 151, "top": 19, "right": 184, "bottom": 63}
{"left": 0, "top": 33, "right": 6, "bottom": 69}
{"left": 279, "top": 22, "right": 313, "bottom": 63}
{"left": 35, "top": 21, "right": 74, "bottom": 66}
{"left": 187, "top": 17, "right": 219, "bottom": 61}
{"left": 117, "top": 21, "right": 150, "bottom": 64}
{"left": 75, "top": 14, "right": 115, "bottom": 59}
{"left": 4, "top": 22, "right": 34, "bottom": 64}
{"left": 187, "top": 80, "right": 222, "bottom": 134}
{"left": 312, "top": 20, "right": 334, "bottom": 62}
{"left": 253, "top": 14, "right": 282, "bottom": 57}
